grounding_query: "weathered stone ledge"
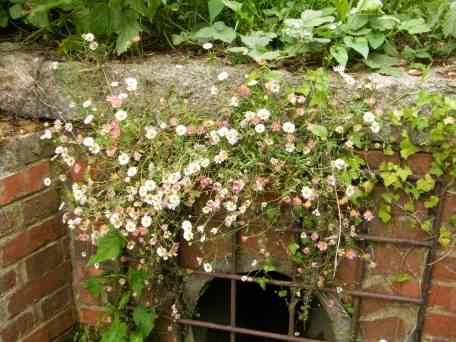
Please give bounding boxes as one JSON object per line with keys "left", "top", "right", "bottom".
{"left": 1, "top": 50, "right": 456, "bottom": 120}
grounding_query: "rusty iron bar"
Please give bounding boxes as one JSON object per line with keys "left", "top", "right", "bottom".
{"left": 188, "top": 270, "right": 423, "bottom": 304}
{"left": 355, "top": 234, "right": 433, "bottom": 247}
{"left": 176, "top": 318, "right": 321, "bottom": 342}
{"left": 349, "top": 221, "right": 368, "bottom": 341}
{"left": 414, "top": 179, "right": 446, "bottom": 341}
{"left": 288, "top": 229, "right": 300, "bottom": 337}
{"left": 288, "top": 228, "right": 433, "bottom": 248}
{"left": 230, "top": 230, "right": 237, "bottom": 342}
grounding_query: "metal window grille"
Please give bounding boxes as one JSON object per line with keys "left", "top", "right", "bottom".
{"left": 176, "top": 176, "right": 446, "bottom": 342}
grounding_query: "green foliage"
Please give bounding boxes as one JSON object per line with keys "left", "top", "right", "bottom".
{"left": 88, "top": 229, "right": 125, "bottom": 265}
{"left": 49, "top": 68, "right": 456, "bottom": 342}
{"left": 133, "top": 305, "right": 157, "bottom": 339}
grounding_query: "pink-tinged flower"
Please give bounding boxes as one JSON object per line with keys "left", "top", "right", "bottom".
{"left": 232, "top": 180, "right": 245, "bottom": 193}
{"left": 239, "top": 84, "right": 251, "bottom": 97}
{"left": 110, "top": 120, "right": 121, "bottom": 141}
{"left": 363, "top": 210, "right": 374, "bottom": 221}
{"left": 317, "top": 241, "right": 328, "bottom": 252}
{"left": 271, "top": 121, "right": 281, "bottom": 132}
{"left": 345, "top": 249, "right": 358, "bottom": 260}
{"left": 106, "top": 95, "right": 123, "bottom": 108}
{"left": 296, "top": 107, "right": 305, "bottom": 116}
{"left": 311, "top": 232, "right": 319, "bottom": 241}
{"left": 292, "top": 196, "right": 302, "bottom": 207}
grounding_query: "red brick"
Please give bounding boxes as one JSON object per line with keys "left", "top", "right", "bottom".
{"left": 429, "top": 285, "right": 456, "bottom": 313}
{"left": 360, "top": 317, "right": 406, "bottom": 341}
{"left": 442, "top": 193, "right": 456, "bottom": 226}
{"left": 360, "top": 297, "right": 386, "bottom": 316}
{"left": 78, "top": 287, "right": 100, "bottom": 306}
{"left": 79, "top": 307, "right": 107, "bottom": 325}
{"left": 71, "top": 160, "right": 88, "bottom": 182}
{"left": 0, "top": 162, "right": 50, "bottom": 206}
{"left": 392, "top": 280, "right": 421, "bottom": 299}
{"left": 369, "top": 244, "right": 424, "bottom": 276}
{"left": 0, "top": 203, "right": 23, "bottom": 238}
{"left": 0, "top": 311, "right": 35, "bottom": 342}
{"left": 432, "top": 257, "right": 456, "bottom": 282}
{"left": 407, "top": 152, "right": 433, "bottom": 176}
{"left": 0, "top": 270, "right": 16, "bottom": 295}
{"left": 336, "top": 257, "right": 361, "bottom": 287}
{"left": 8, "top": 262, "right": 72, "bottom": 317}
{"left": 22, "top": 189, "right": 60, "bottom": 226}
{"left": 1, "top": 215, "right": 65, "bottom": 266}
{"left": 368, "top": 192, "right": 429, "bottom": 241}
{"left": 41, "top": 286, "right": 73, "bottom": 321}
{"left": 22, "top": 307, "right": 76, "bottom": 342}
{"left": 362, "top": 150, "right": 400, "bottom": 169}
{"left": 26, "top": 243, "right": 63, "bottom": 281}
{"left": 424, "top": 313, "right": 456, "bottom": 337}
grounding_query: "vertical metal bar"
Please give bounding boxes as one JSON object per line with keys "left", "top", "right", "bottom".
{"left": 230, "top": 230, "right": 238, "bottom": 342}
{"left": 414, "top": 179, "right": 446, "bottom": 341}
{"left": 288, "top": 226, "right": 299, "bottom": 337}
{"left": 350, "top": 221, "right": 367, "bottom": 341}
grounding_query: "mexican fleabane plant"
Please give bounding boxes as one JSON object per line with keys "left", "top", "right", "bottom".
{"left": 43, "top": 58, "right": 456, "bottom": 340}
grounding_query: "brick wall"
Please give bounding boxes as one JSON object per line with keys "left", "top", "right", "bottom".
{"left": 2, "top": 130, "right": 456, "bottom": 342}
{"left": 0, "top": 132, "right": 76, "bottom": 342}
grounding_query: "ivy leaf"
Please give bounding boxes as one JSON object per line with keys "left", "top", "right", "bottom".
{"left": 308, "top": 124, "right": 328, "bottom": 140}
{"left": 100, "top": 318, "right": 128, "bottom": 342}
{"left": 85, "top": 277, "right": 102, "bottom": 298}
{"left": 288, "top": 242, "right": 300, "bottom": 255}
{"left": 378, "top": 205, "right": 392, "bottom": 223}
{"left": 397, "top": 167, "right": 412, "bottom": 183}
{"left": 208, "top": 0, "right": 224, "bottom": 23}
{"left": 399, "top": 18, "right": 430, "bottom": 35}
{"left": 438, "top": 225, "right": 452, "bottom": 248}
{"left": 416, "top": 174, "right": 435, "bottom": 193}
{"left": 382, "top": 192, "right": 400, "bottom": 204}
{"left": 424, "top": 195, "right": 439, "bottom": 208}
{"left": 256, "top": 277, "right": 269, "bottom": 290}
{"left": 133, "top": 304, "right": 157, "bottom": 338}
{"left": 392, "top": 272, "right": 412, "bottom": 283}
{"left": 400, "top": 133, "right": 418, "bottom": 159}
{"left": 421, "top": 219, "right": 432, "bottom": 233}
{"left": 330, "top": 45, "right": 348, "bottom": 66}
{"left": 344, "top": 36, "right": 369, "bottom": 59}
{"left": 88, "top": 229, "right": 125, "bottom": 265}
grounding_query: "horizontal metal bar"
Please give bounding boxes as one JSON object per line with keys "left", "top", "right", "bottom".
{"left": 177, "top": 318, "right": 322, "bottom": 342}
{"left": 355, "top": 234, "right": 433, "bottom": 247}
{"left": 188, "top": 270, "right": 423, "bottom": 304}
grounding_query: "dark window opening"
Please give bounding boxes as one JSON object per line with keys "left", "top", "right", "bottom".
{"left": 190, "top": 272, "right": 331, "bottom": 342}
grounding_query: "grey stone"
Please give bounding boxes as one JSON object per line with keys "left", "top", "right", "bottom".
{"left": 1, "top": 51, "right": 456, "bottom": 121}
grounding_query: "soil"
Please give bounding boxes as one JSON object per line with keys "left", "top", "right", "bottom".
{"left": 0, "top": 114, "right": 44, "bottom": 143}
